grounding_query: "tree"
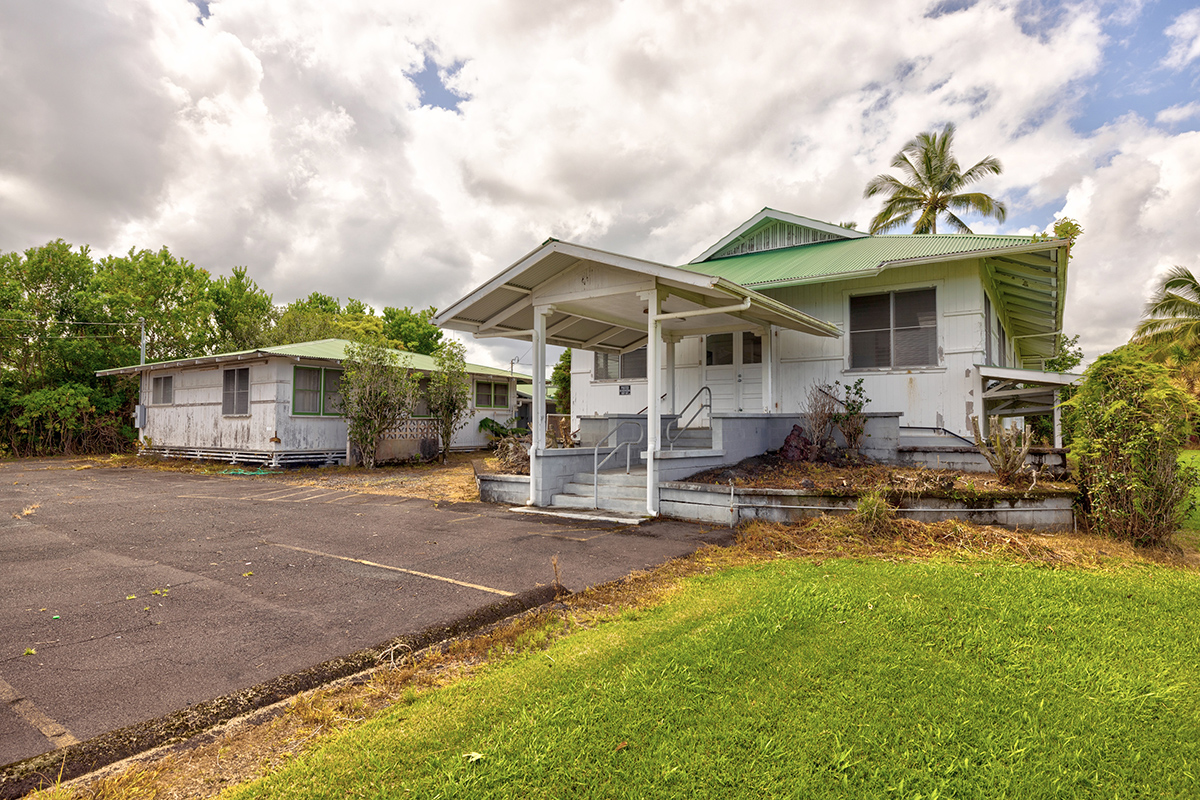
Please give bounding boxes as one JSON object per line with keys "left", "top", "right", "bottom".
{"left": 426, "top": 340, "right": 472, "bottom": 463}
{"left": 864, "top": 123, "right": 1006, "bottom": 234}
{"left": 1132, "top": 266, "right": 1200, "bottom": 356}
{"left": 550, "top": 349, "right": 571, "bottom": 416}
{"left": 265, "top": 294, "right": 388, "bottom": 347}
{"left": 209, "top": 266, "right": 278, "bottom": 352}
{"left": 1066, "top": 346, "right": 1199, "bottom": 546}
{"left": 340, "top": 342, "right": 418, "bottom": 469}
{"left": 382, "top": 305, "right": 443, "bottom": 355}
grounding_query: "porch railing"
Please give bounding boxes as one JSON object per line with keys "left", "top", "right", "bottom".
{"left": 593, "top": 420, "right": 644, "bottom": 508}
{"left": 665, "top": 386, "right": 712, "bottom": 450}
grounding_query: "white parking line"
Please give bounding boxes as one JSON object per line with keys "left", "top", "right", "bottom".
{"left": 264, "top": 541, "right": 516, "bottom": 597}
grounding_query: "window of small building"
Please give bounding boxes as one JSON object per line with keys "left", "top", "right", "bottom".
{"left": 413, "top": 377, "right": 431, "bottom": 417}
{"left": 849, "top": 288, "right": 937, "bottom": 369}
{"left": 594, "top": 346, "right": 648, "bottom": 380}
{"left": 321, "top": 368, "right": 344, "bottom": 415}
{"left": 293, "top": 367, "right": 322, "bottom": 415}
{"left": 222, "top": 367, "right": 250, "bottom": 415}
{"left": 151, "top": 375, "right": 173, "bottom": 405}
{"left": 475, "top": 380, "right": 510, "bottom": 409}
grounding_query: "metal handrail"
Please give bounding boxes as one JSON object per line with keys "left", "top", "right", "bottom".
{"left": 593, "top": 420, "right": 645, "bottom": 508}
{"left": 900, "top": 425, "right": 975, "bottom": 447}
{"left": 665, "top": 386, "right": 712, "bottom": 450}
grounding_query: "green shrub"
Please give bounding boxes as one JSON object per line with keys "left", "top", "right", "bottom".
{"left": 1067, "top": 347, "right": 1200, "bottom": 546}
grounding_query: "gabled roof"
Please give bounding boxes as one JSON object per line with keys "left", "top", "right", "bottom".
{"left": 684, "top": 233, "right": 1056, "bottom": 288}
{"left": 96, "top": 339, "right": 524, "bottom": 380}
{"left": 689, "top": 207, "right": 868, "bottom": 263}
{"left": 683, "top": 232, "right": 1071, "bottom": 361}
{"left": 435, "top": 239, "right": 841, "bottom": 353}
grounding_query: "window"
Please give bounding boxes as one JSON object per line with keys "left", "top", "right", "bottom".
{"left": 984, "top": 294, "right": 1007, "bottom": 368}
{"left": 222, "top": 367, "right": 250, "bottom": 415}
{"left": 293, "top": 366, "right": 345, "bottom": 416}
{"left": 594, "top": 346, "right": 648, "bottom": 380}
{"left": 293, "top": 367, "right": 321, "bottom": 415}
{"left": 151, "top": 375, "right": 173, "bottom": 405}
{"left": 706, "top": 334, "right": 733, "bottom": 366}
{"left": 413, "top": 378, "right": 431, "bottom": 417}
{"left": 705, "top": 333, "right": 761, "bottom": 366}
{"left": 475, "top": 380, "right": 510, "bottom": 409}
{"left": 849, "top": 288, "right": 937, "bottom": 369}
{"left": 742, "top": 332, "right": 763, "bottom": 365}
{"left": 322, "top": 369, "right": 344, "bottom": 415}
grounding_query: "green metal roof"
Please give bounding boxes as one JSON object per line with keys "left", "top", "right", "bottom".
{"left": 683, "top": 234, "right": 1043, "bottom": 288}
{"left": 97, "top": 338, "right": 527, "bottom": 380}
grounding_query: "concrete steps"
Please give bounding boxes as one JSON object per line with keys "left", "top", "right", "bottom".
{"left": 550, "top": 467, "right": 649, "bottom": 514}
{"left": 664, "top": 427, "right": 713, "bottom": 450}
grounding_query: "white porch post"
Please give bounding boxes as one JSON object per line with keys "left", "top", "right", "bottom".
{"left": 528, "top": 305, "right": 550, "bottom": 506}
{"left": 665, "top": 337, "right": 676, "bottom": 415}
{"left": 762, "top": 325, "right": 774, "bottom": 412}
{"left": 1053, "top": 389, "right": 1062, "bottom": 449}
{"left": 645, "top": 291, "right": 662, "bottom": 516}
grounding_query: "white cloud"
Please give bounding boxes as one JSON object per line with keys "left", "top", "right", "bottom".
{"left": 1, "top": 0, "right": 1197, "bottom": 367}
{"left": 1163, "top": 8, "right": 1200, "bottom": 70}
{"left": 1156, "top": 101, "right": 1200, "bottom": 125}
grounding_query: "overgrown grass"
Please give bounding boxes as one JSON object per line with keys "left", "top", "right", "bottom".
{"left": 230, "top": 559, "right": 1200, "bottom": 799}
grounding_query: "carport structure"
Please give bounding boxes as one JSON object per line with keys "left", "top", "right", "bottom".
{"left": 436, "top": 239, "right": 840, "bottom": 515}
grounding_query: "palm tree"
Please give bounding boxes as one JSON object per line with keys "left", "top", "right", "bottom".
{"left": 1133, "top": 265, "right": 1200, "bottom": 356}
{"left": 864, "top": 123, "right": 1007, "bottom": 234}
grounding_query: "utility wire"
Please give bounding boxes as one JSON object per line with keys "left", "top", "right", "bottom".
{"left": 0, "top": 317, "right": 137, "bottom": 326}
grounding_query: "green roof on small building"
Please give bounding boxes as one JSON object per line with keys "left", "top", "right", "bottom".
{"left": 97, "top": 338, "right": 527, "bottom": 380}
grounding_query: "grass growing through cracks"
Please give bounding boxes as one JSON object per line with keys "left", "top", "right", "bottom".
{"left": 231, "top": 559, "right": 1200, "bottom": 799}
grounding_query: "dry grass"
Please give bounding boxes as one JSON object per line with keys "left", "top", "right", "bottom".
{"left": 87, "top": 452, "right": 482, "bottom": 503}
{"left": 28, "top": 514, "right": 1198, "bottom": 800}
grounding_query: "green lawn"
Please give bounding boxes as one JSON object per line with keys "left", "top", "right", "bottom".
{"left": 231, "top": 559, "right": 1200, "bottom": 799}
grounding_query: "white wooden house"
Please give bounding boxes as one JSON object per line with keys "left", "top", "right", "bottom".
{"left": 436, "top": 208, "right": 1078, "bottom": 515}
{"left": 97, "top": 339, "right": 524, "bottom": 465}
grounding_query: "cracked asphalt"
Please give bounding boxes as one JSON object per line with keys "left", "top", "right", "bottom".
{"left": 0, "top": 459, "right": 730, "bottom": 769}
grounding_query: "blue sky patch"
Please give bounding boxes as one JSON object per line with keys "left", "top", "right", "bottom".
{"left": 410, "top": 54, "right": 467, "bottom": 112}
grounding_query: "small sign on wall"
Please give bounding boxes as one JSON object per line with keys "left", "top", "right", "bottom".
{"left": 619, "top": 384, "right": 631, "bottom": 395}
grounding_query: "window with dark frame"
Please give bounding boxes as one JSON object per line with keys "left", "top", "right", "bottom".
{"left": 222, "top": 367, "right": 250, "bottom": 415}
{"left": 593, "top": 346, "right": 648, "bottom": 380}
{"left": 151, "top": 375, "right": 173, "bottom": 405}
{"left": 849, "top": 288, "right": 937, "bottom": 369}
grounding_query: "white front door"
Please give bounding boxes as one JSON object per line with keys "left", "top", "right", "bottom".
{"left": 704, "top": 332, "right": 763, "bottom": 413}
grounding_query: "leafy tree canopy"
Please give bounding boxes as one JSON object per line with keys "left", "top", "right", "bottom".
{"left": 382, "top": 305, "right": 444, "bottom": 356}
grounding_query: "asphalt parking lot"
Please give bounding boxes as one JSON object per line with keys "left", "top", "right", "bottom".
{"left": 0, "top": 459, "right": 730, "bottom": 772}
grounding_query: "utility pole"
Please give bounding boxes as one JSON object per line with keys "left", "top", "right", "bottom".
{"left": 139, "top": 318, "right": 146, "bottom": 365}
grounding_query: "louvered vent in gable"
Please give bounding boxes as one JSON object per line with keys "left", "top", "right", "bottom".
{"left": 713, "top": 220, "right": 842, "bottom": 259}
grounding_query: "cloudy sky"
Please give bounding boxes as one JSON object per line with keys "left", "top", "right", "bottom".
{"left": 1, "top": 0, "right": 1198, "bottom": 368}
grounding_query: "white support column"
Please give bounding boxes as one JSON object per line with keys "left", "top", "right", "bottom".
{"left": 1053, "top": 388, "right": 1062, "bottom": 449}
{"left": 528, "top": 305, "right": 550, "bottom": 506}
{"left": 645, "top": 291, "right": 662, "bottom": 516}
{"left": 762, "top": 325, "right": 774, "bottom": 412}
{"left": 665, "top": 337, "right": 677, "bottom": 416}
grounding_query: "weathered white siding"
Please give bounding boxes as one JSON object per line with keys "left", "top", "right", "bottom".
{"left": 570, "top": 259, "right": 991, "bottom": 438}
{"left": 140, "top": 359, "right": 347, "bottom": 453}
{"left": 141, "top": 358, "right": 519, "bottom": 457}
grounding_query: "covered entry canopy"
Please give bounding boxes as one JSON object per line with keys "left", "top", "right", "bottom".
{"left": 435, "top": 239, "right": 840, "bottom": 349}
{"left": 436, "top": 237, "right": 842, "bottom": 517}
